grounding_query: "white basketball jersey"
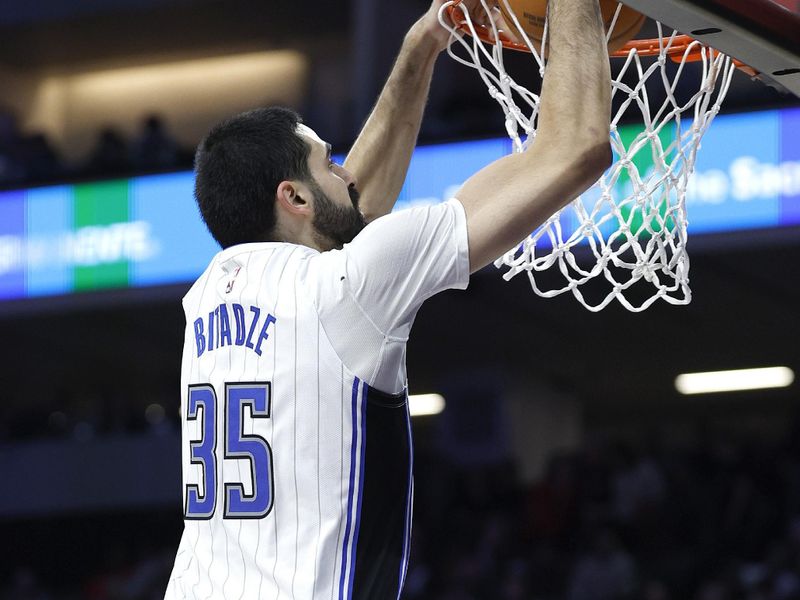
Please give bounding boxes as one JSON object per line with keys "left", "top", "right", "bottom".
{"left": 165, "top": 199, "right": 470, "bottom": 600}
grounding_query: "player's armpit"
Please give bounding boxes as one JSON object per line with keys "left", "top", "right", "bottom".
{"left": 456, "top": 140, "right": 612, "bottom": 273}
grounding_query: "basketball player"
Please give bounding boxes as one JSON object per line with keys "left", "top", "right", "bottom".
{"left": 165, "top": 0, "right": 611, "bottom": 597}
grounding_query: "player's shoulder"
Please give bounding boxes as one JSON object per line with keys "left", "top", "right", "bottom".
{"left": 337, "top": 198, "right": 466, "bottom": 260}
{"left": 370, "top": 197, "right": 464, "bottom": 226}
{"left": 368, "top": 198, "right": 467, "bottom": 239}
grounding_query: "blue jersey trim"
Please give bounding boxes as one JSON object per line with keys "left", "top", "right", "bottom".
{"left": 347, "top": 381, "right": 369, "bottom": 597}
{"left": 398, "top": 398, "right": 414, "bottom": 596}
{"left": 338, "top": 377, "right": 361, "bottom": 600}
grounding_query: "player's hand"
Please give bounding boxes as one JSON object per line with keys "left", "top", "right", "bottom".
{"left": 413, "top": 0, "right": 483, "bottom": 53}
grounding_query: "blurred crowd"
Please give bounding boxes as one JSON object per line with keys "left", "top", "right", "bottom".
{"left": 0, "top": 385, "right": 178, "bottom": 443}
{"left": 403, "top": 430, "right": 800, "bottom": 600}
{"left": 4, "top": 419, "right": 800, "bottom": 600}
{"left": 0, "top": 109, "right": 191, "bottom": 188}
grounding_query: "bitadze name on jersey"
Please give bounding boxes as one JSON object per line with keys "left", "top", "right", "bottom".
{"left": 193, "top": 303, "right": 277, "bottom": 358}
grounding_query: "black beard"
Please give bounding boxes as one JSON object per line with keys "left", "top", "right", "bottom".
{"left": 309, "top": 180, "right": 367, "bottom": 250}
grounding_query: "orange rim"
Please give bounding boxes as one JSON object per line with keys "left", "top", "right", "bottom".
{"left": 444, "top": 4, "right": 756, "bottom": 75}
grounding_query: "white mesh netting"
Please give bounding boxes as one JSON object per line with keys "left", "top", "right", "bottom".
{"left": 439, "top": 0, "right": 737, "bottom": 311}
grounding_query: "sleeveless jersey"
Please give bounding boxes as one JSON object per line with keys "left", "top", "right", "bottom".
{"left": 165, "top": 199, "right": 470, "bottom": 599}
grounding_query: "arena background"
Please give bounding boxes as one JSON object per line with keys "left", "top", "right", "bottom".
{"left": 0, "top": 0, "right": 799, "bottom": 598}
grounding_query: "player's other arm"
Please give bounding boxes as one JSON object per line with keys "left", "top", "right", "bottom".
{"left": 343, "top": 1, "right": 459, "bottom": 222}
{"left": 456, "top": 0, "right": 613, "bottom": 273}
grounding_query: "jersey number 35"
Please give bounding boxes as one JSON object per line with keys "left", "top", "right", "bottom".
{"left": 184, "top": 382, "right": 274, "bottom": 519}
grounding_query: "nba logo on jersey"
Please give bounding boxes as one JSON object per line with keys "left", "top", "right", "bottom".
{"left": 225, "top": 266, "right": 241, "bottom": 294}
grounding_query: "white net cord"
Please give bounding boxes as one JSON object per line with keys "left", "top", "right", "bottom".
{"left": 439, "top": 1, "right": 737, "bottom": 311}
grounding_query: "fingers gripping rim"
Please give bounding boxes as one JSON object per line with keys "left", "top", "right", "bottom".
{"left": 443, "top": 0, "right": 755, "bottom": 72}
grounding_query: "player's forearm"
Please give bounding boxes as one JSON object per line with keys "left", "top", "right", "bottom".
{"left": 535, "top": 0, "right": 611, "bottom": 150}
{"left": 344, "top": 21, "right": 440, "bottom": 222}
{"left": 456, "top": 0, "right": 612, "bottom": 272}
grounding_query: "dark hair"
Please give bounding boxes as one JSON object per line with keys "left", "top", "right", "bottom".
{"left": 194, "top": 106, "right": 312, "bottom": 248}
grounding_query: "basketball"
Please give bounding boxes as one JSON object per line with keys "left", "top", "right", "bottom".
{"left": 497, "top": 0, "right": 646, "bottom": 53}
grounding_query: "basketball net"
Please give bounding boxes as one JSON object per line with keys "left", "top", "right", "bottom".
{"left": 439, "top": 1, "right": 737, "bottom": 311}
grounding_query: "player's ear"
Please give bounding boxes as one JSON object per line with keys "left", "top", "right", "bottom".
{"left": 276, "top": 180, "right": 312, "bottom": 217}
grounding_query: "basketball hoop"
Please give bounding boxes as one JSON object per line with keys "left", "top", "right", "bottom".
{"left": 440, "top": 0, "right": 740, "bottom": 311}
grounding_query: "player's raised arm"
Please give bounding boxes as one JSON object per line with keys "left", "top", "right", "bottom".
{"left": 456, "top": 0, "right": 613, "bottom": 273}
{"left": 343, "top": 0, "right": 465, "bottom": 222}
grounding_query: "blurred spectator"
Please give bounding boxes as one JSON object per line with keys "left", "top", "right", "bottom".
{"left": 131, "top": 114, "right": 180, "bottom": 171}
{"left": 0, "top": 109, "right": 27, "bottom": 184}
{"left": 524, "top": 454, "right": 579, "bottom": 545}
{"left": 567, "top": 528, "right": 637, "bottom": 600}
{"left": 84, "top": 547, "right": 173, "bottom": 600}
{"left": 695, "top": 579, "right": 732, "bottom": 600}
{"left": 643, "top": 580, "right": 673, "bottom": 600}
{"left": 19, "top": 133, "right": 62, "bottom": 183}
{"left": 2, "top": 567, "right": 51, "bottom": 600}
{"left": 84, "top": 127, "right": 131, "bottom": 176}
{"left": 612, "top": 443, "right": 666, "bottom": 524}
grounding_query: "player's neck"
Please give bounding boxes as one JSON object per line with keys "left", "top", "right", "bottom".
{"left": 270, "top": 224, "right": 327, "bottom": 252}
